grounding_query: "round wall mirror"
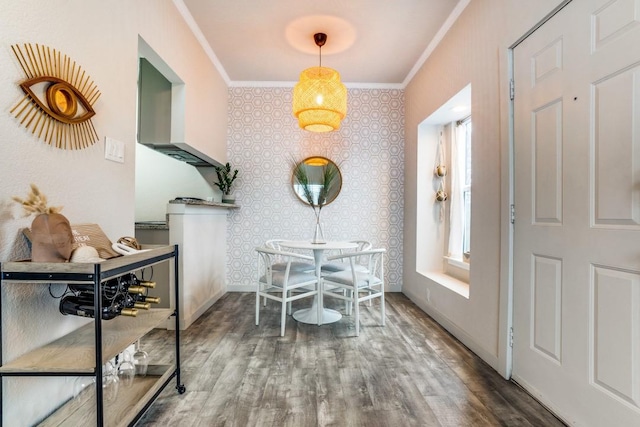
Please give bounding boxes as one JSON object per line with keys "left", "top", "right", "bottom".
{"left": 292, "top": 156, "right": 342, "bottom": 206}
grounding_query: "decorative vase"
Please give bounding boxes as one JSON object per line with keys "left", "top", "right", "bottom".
{"left": 222, "top": 193, "right": 236, "bottom": 204}
{"left": 312, "top": 216, "right": 325, "bottom": 244}
{"left": 30, "top": 212, "right": 73, "bottom": 262}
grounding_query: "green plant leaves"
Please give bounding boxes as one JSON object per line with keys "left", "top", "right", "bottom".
{"left": 213, "top": 162, "right": 238, "bottom": 195}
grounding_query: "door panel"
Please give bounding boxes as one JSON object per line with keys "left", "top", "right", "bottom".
{"left": 592, "top": 265, "right": 640, "bottom": 406}
{"left": 532, "top": 254, "right": 563, "bottom": 363}
{"left": 513, "top": 0, "right": 640, "bottom": 425}
{"left": 592, "top": 65, "right": 640, "bottom": 227}
{"left": 533, "top": 99, "right": 564, "bottom": 224}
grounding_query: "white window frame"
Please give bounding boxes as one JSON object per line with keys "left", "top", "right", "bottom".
{"left": 460, "top": 116, "right": 472, "bottom": 260}
{"left": 445, "top": 116, "right": 471, "bottom": 272}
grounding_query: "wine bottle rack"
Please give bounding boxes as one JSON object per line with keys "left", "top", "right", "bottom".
{"left": 0, "top": 245, "right": 185, "bottom": 427}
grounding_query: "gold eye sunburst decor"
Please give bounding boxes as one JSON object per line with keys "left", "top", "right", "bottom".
{"left": 10, "top": 43, "right": 101, "bottom": 150}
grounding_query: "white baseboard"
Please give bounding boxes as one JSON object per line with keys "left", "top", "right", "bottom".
{"left": 511, "top": 374, "right": 572, "bottom": 426}
{"left": 402, "top": 286, "right": 499, "bottom": 372}
{"left": 227, "top": 284, "right": 255, "bottom": 292}
{"left": 167, "top": 288, "right": 225, "bottom": 330}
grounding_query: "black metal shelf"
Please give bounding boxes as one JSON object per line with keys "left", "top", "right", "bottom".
{"left": 0, "top": 245, "right": 184, "bottom": 427}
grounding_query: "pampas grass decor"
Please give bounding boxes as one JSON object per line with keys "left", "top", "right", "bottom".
{"left": 13, "top": 183, "right": 72, "bottom": 262}
{"left": 12, "top": 183, "right": 63, "bottom": 215}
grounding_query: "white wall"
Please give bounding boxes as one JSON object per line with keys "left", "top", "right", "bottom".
{"left": 0, "top": 1, "right": 227, "bottom": 425}
{"left": 403, "top": 0, "right": 566, "bottom": 376}
{"left": 135, "top": 145, "right": 219, "bottom": 221}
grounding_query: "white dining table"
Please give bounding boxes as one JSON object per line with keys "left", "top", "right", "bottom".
{"left": 279, "top": 240, "right": 358, "bottom": 325}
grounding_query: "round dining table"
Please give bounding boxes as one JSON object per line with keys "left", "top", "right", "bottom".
{"left": 279, "top": 240, "right": 358, "bottom": 325}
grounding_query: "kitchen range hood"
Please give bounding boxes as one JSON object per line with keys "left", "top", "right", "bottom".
{"left": 143, "top": 142, "right": 219, "bottom": 168}
{"left": 138, "top": 56, "right": 219, "bottom": 168}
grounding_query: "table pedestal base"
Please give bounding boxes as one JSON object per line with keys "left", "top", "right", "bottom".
{"left": 293, "top": 307, "right": 342, "bottom": 324}
{"left": 280, "top": 241, "right": 357, "bottom": 326}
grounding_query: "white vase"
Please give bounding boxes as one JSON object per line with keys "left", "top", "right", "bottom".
{"left": 312, "top": 217, "right": 325, "bottom": 244}
{"left": 222, "top": 193, "right": 236, "bottom": 204}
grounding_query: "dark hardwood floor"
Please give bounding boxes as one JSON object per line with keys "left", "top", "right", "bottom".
{"left": 136, "top": 292, "right": 564, "bottom": 426}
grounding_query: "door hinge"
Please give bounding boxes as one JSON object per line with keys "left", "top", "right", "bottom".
{"left": 510, "top": 204, "right": 515, "bottom": 224}
{"left": 509, "top": 78, "right": 515, "bottom": 100}
{"left": 509, "top": 327, "right": 514, "bottom": 347}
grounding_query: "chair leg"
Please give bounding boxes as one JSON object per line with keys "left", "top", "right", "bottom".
{"left": 316, "top": 281, "right": 322, "bottom": 326}
{"left": 317, "top": 281, "right": 323, "bottom": 326}
{"left": 349, "top": 290, "right": 354, "bottom": 316}
{"left": 380, "top": 291, "right": 385, "bottom": 326}
{"left": 281, "top": 299, "right": 287, "bottom": 337}
{"left": 255, "top": 289, "right": 260, "bottom": 326}
{"left": 354, "top": 288, "right": 360, "bottom": 337}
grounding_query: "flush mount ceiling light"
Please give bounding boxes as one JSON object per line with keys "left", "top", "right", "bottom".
{"left": 293, "top": 33, "right": 347, "bottom": 132}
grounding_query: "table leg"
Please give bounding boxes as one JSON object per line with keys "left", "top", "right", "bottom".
{"left": 292, "top": 247, "right": 342, "bottom": 325}
{"left": 314, "top": 249, "right": 322, "bottom": 326}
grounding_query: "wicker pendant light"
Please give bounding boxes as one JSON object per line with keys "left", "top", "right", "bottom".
{"left": 293, "top": 33, "right": 347, "bottom": 132}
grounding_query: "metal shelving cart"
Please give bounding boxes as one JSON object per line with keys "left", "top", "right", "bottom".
{"left": 0, "top": 245, "right": 184, "bottom": 426}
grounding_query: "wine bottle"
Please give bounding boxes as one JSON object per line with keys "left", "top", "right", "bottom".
{"left": 133, "top": 302, "right": 151, "bottom": 310}
{"left": 60, "top": 295, "right": 138, "bottom": 320}
{"left": 120, "top": 307, "right": 138, "bottom": 317}
{"left": 134, "top": 294, "right": 160, "bottom": 304}
{"left": 98, "top": 294, "right": 139, "bottom": 317}
{"left": 60, "top": 295, "right": 119, "bottom": 320}
{"left": 126, "top": 285, "right": 147, "bottom": 294}
{"left": 136, "top": 280, "right": 156, "bottom": 289}
{"left": 118, "top": 293, "right": 157, "bottom": 310}
{"left": 69, "top": 274, "right": 133, "bottom": 296}
{"left": 108, "top": 293, "right": 143, "bottom": 316}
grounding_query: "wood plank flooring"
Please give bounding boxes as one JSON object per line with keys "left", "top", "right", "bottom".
{"left": 135, "top": 293, "right": 564, "bottom": 427}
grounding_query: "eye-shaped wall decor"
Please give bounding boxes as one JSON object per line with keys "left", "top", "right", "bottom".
{"left": 10, "top": 43, "right": 101, "bottom": 150}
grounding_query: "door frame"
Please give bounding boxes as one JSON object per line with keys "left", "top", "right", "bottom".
{"left": 504, "top": 0, "right": 574, "bottom": 379}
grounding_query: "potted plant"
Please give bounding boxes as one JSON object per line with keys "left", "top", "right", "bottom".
{"left": 213, "top": 162, "right": 239, "bottom": 203}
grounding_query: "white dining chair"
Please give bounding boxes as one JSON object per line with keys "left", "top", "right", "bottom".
{"left": 265, "top": 239, "right": 315, "bottom": 272}
{"left": 255, "top": 246, "right": 320, "bottom": 336}
{"left": 322, "top": 248, "right": 386, "bottom": 336}
{"left": 320, "top": 240, "right": 372, "bottom": 274}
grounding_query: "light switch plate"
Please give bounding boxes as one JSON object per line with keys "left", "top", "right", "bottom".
{"left": 105, "top": 137, "right": 125, "bottom": 163}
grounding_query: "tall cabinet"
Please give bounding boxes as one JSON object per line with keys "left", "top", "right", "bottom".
{"left": 0, "top": 245, "right": 184, "bottom": 426}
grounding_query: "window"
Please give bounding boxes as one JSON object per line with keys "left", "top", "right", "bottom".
{"left": 447, "top": 116, "right": 471, "bottom": 266}
{"left": 459, "top": 117, "right": 472, "bottom": 258}
{"left": 415, "top": 84, "right": 471, "bottom": 296}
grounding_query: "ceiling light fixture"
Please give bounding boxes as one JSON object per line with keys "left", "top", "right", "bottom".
{"left": 293, "top": 33, "right": 347, "bottom": 132}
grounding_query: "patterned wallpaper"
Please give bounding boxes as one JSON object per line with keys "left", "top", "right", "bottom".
{"left": 226, "top": 87, "right": 404, "bottom": 291}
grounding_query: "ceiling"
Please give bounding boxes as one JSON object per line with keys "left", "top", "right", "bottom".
{"left": 176, "top": 0, "right": 469, "bottom": 88}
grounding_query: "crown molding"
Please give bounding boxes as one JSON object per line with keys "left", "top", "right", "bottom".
{"left": 402, "top": 0, "right": 471, "bottom": 87}
{"left": 175, "top": 0, "right": 469, "bottom": 90}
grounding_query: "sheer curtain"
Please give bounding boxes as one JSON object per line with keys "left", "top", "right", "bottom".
{"left": 447, "top": 121, "right": 467, "bottom": 259}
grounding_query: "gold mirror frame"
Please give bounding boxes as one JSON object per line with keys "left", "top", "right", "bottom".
{"left": 291, "top": 156, "right": 343, "bottom": 206}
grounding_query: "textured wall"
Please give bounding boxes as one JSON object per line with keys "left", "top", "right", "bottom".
{"left": 226, "top": 87, "right": 404, "bottom": 292}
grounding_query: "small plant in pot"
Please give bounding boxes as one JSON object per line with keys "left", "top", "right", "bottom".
{"left": 213, "top": 162, "right": 238, "bottom": 203}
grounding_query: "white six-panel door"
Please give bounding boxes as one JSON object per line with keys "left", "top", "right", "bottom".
{"left": 513, "top": 0, "right": 640, "bottom": 425}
